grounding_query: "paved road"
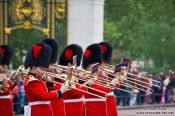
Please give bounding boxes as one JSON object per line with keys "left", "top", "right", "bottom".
{"left": 15, "top": 104, "right": 175, "bottom": 116}
{"left": 118, "top": 104, "right": 175, "bottom": 116}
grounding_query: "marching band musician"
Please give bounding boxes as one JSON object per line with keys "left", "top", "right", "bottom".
{"left": 59, "top": 44, "right": 86, "bottom": 116}
{"left": 41, "top": 38, "right": 66, "bottom": 116}
{"left": 82, "top": 43, "right": 108, "bottom": 116}
{"left": 0, "top": 45, "right": 14, "bottom": 116}
{"left": 23, "top": 43, "right": 68, "bottom": 116}
{"left": 99, "top": 41, "right": 118, "bottom": 116}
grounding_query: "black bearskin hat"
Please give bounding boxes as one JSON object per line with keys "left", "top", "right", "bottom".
{"left": 82, "top": 43, "right": 102, "bottom": 69}
{"left": 41, "top": 38, "right": 58, "bottom": 64}
{"left": 59, "top": 44, "right": 83, "bottom": 66}
{"left": 24, "top": 43, "right": 52, "bottom": 68}
{"left": 0, "top": 45, "right": 13, "bottom": 65}
{"left": 99, "top": 41, "right": 113, "bottom": 63}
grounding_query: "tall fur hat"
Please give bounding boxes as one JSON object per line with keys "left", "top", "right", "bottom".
{"left": 24, "top": 43, "right": 52, "bottom": 68}
{"left": 41, "top": 38, "right": 58, "bottom": 64}
{"left": 59, "top": 44, "right": 83, "bottom": 66}
{"left": 82, "top": 43, "right": 102, "bottom": 69}
{"left": 0, "top": 45, "right": 13, "bottom": 65}
{"left": 99, "top": 41, "right": 113, "bottom": 63}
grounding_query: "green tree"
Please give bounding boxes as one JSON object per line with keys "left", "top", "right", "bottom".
{"left": 10, "top": 29, "right": 44, "bottom": 68}
{"left": 104, "top": 0, "right": 175, "bottom": 72}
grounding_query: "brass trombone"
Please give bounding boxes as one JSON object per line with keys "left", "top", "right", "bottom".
{"left": 50, "top": 63, "right": 154, "bottom": 94}
{"left": 49, "top": 64, "right": 133, "bottom": 93}
{"left": 101, "top": 63, "right": 161, "bottom": 88}
{"left": 99, "top": 66, "right": 153, "bottom": 94}
{"left": 0, "top": 65, "right": 11, "bottom": 76}
{"left": 16, "top": 65, "right": 106, "bottom": 98}
{"left": 0, "top": 65, "right": 17, "bottom": 93}
{"left": 101, "top": 70, "right": 153, "bottom": 94}
{"left": 99, "top": 65, "right": 160, "bottom": 88}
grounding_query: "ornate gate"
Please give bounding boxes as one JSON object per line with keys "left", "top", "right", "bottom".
{"left": 0, "top": 0, "right": 67, "bottom": 55}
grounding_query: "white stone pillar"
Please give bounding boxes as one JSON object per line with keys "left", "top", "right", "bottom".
{"left": 67, "top": 0, "right": 105, "bottom": 49}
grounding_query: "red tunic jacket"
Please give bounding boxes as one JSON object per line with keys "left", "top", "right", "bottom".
{"left": 101, "top": 74, "right": 118, "bottom": 116}
{"left": 84, "top": 83, "right": 108, "bottom": 116}
{"left": 0, "top": 80, "right": 14, "bottom": 116}
{"left": 63, "top": 84, "right": 86, "bottom": 116}
{"left": 106, "top": 90, "right": 118, "bottom": 116}
{"left": 48, "top": 83, "right": 65, "bottom": 116}
{"left": 24, "top": 74, "right": 59, "bottom": 116}
{"left": 98, "top": 76, "right": 118, "bottom": 116}
{"left": 85, "top": 82, "right": 118, "bottom": 116}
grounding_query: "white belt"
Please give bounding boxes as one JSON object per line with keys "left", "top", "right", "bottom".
{"left": 28, "top": 101, "right": 50, "bottom": 106}
{"left": 64, "top": 98, "right": 85, "bottom": 103}
{"left": 24, "top": 101, "right": 50, "bottom": 116}
{"left": 64, "top": 98, "right": 106, "bottom": 102}
{"left": 0, "top": 95, "right": 11, "bottom": 99}
{"left": 107, "top": 92, "right": 114, "bottom": 96}
{"left": 85, "top": 98, "right": 106, "bottom": 102}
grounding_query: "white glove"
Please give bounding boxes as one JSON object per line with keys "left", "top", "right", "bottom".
{"left": 71, "top": 75, "right": 77, "bottom": 82}
{"left": 83, "top": 78, "right": 94, "bottom": 86}
{"left": 111, "top": 78, "right": 119, "bottom": 85}
{"left": 0, "top": 74, "right": 7, "bottom": 82}
{"left": 60, "top": 83, "right": 69, "bottom": 93}
{"left": 8, "top": 71, "right": 17, "bottom": 80}
{"left": 88, "top": 78, "right": 95, "bottom": 84}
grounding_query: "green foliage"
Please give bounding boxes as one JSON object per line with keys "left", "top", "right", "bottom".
{"left": 104, "top": 0, "right": 175, "bottom": 71}
{"left": 10, "top": 29, "right": 44, "bottom": 68}
{"left": 104, "top": 20, "right": 121, "bottom": 49}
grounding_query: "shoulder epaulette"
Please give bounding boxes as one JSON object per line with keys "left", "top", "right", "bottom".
{"left": 26, "top": 75, "right": 39, "bottom": 85}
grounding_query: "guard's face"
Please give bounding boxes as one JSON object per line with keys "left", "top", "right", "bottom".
{"left": 37, "top": 67, "right": 45, "bottom": 77}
